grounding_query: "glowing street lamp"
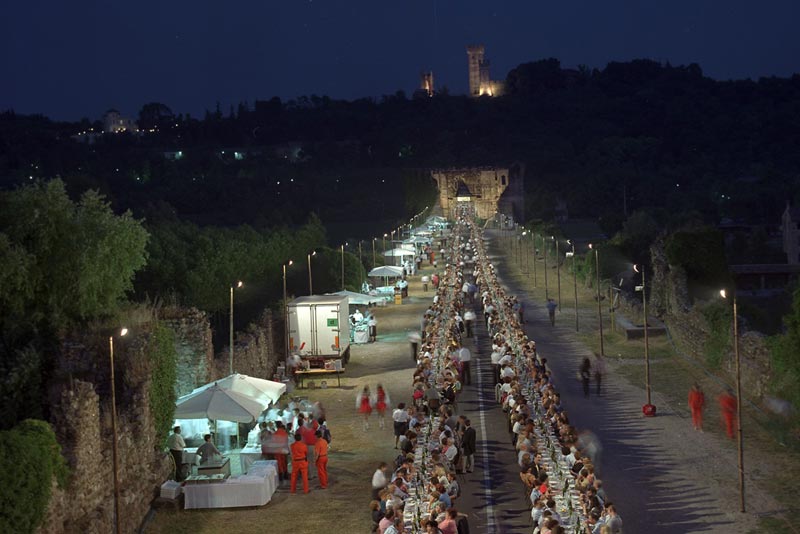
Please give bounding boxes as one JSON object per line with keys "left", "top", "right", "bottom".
{"left": 383, "top": 233, "right": 387, "bottom": 255}
{"left": 372, "top": 238, "right": 377, "bottom": 268}
{"left": 720, "top": 288, "right": 745, "bottom": 513}
{"left": 589, "top": 243, "right": 604, "bottom": 358}
{"left": 229, "top": 281, "right": 243, "bottom": 375}
{"left": 567, "top": 240, "right": 578, "bottom": 332}
{"left": 553, "top": 236, "right": 562, "bottom": 310}
{"left": 109, "top": 327, "right": 128, "bottom": 534}
{"left": 307, "top": 251, "right": 316, "bottom": 295}
{"left": 521, "top": 230, "right": 529, "bottom": 274}
{"left": 543, "top": 234, "right": 549, "bottom": 300}
{"left": 634, "top": 264, "right": 653, "bottom": 414}
{"left": 341, "top": 243, "right": 348, "bottom": 290}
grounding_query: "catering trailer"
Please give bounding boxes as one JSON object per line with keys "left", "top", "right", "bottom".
{"left": 287, "top": 295, "right": 351, "bottom": 366}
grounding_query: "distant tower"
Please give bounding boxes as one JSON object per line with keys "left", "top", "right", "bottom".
{"left": 466, "top": 45, "right": 485, "bottom": 97}
{"left": 420, "top": 71, "right": 434, "bottom": 97}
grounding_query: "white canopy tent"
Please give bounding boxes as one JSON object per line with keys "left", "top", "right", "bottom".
{"left": 368, "top": 265, "right": 404, "bottom": 278}
{"left": 175, "top": 384, "right": 266, "bottom": 423}
{"left": 188, "top": 374, "right": 286, "bottom": 409}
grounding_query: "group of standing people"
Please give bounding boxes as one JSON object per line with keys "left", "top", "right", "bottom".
{"left": 688, "top": 383, "right": 738, "bottom": 439}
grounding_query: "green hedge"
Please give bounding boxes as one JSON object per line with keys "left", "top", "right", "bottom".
{"left": 148, "top": 323, "right": 177, "bottom": 446}
{"left": 0, "top": 419, "right": 69, "bottom": 534}
{"left": 700, "top": 300, "right": 733, "bottom": 368}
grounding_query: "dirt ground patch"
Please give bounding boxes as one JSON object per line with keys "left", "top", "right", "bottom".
{"left": 144, "top": 268, "right": 436, "bottom": 534}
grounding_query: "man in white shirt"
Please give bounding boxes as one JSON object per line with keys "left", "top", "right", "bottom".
{"left": 166, "top": 426, "right": 186, "bottom": 481}
{"left": 463, "top": 309, "right": 476, "bottom": 338}
{"left": 371, "top": 462, "right": 389, "bottom": 499}
{"left": 457, "top": 346, "right": 472, "bottom": 385}
{"left": 392, "top": 403, "right": 410, "bottom": 449}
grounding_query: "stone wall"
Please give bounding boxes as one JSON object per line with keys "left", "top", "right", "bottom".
{"left": 161, "top": 306, "right": 214, "bottom": 397}
{"left": 40, "top": 326, "right": 171, "bottom": 534}
{"left": 648, "top": 240, "right": 774, "bottom": 398}
{"left": 212, "top": 309, "right": 284, "bottom": 382}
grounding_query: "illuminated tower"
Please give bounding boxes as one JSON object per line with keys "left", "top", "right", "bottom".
{"left": 420, "top": 71, "right": 434, "bottom": 97}
{"left": 466, "top": 45, "right": 485, "bottom": 97}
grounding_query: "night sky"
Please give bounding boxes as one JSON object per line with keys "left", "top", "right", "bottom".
{"left": 2, "top": 0, "right": 798, "bottom": 121}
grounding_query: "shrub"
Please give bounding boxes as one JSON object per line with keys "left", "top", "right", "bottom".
{"left": 699, "top": 300, "right": 732, "bottom": 368}
{"left": 0, "top": 419, "right": 69, "bottom": 534}
{"left": 148, "top": 323, "right": 177, "bottom": 446}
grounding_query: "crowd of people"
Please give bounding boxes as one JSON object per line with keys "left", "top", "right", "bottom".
{"left": 369, "top": 209, "right": 625, "bottom": 534}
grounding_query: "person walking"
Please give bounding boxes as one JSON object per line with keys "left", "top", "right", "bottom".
{"left": 580, "top": 358, "right": 592, "bottom": 398}
{"left": 688, "top": 383, "right": 706, "bottom": 431}
{"left": 368, "top": 314, "right": 378, "bottom": 342}
{"left": 290, "top": 433, "right": 310, "bottom": 493}
{"left": 357, "top": 386, "right": 373, "bottom": 430}
{"left": 546, "top": 298, "right": 558, "bottom": 326}
{"left": 313, "top": 429, "right": 329, "bottom": 489}
{"left": 463, "top": 309, "right": 476, "bottom": 338}
{"left": 594, "top": 354, "right": 606, "bottom": 395}
{"left": 719, "top": 389, "right": 737, "bottom": 439}
{"left": 392, "top": 402, "right": 410, "bottom": 448}
{"left": 458, "top": 345, "right": 472, "bottom": 385}
{"left": 375, "top": 384, "right": 390, "bottom": 429}
{"left": 409, "top": 331, "right": 421, "bottom": 362}
{"left": 462, "top": 418, "right": 477, "bottom": 473}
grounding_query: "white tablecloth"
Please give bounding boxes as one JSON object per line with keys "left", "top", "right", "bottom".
{"left": 184, "top": 460, "right": 278, "bottom": 509}
{"left": 182, "top": 448, "right": 198, "bottom": 465}
{"left": 239, "top": 445, "right": 263, "bottom": 473}
{"left": 354, "top": 330, "right": 370, "bottom": 344}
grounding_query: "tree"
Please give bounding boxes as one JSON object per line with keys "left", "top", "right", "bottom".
{"left": 0, "top": 180, "right": 149, "bottom": 334}
{"left": 138, "top": 102, "right": 174, "bottom": 131}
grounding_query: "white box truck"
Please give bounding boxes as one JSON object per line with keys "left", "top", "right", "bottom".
{"left": 287, "top": 295, "right": 351, "bottom": 366}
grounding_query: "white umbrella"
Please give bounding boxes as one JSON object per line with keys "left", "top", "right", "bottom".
{"left": 190, "top": 374, "right": 286, "bottom": 408}
{"left": 369, "top": 265, "right": 405, "bottom": 277}
{"left": 175, "top": 384, "right": 265, "bottom": 423}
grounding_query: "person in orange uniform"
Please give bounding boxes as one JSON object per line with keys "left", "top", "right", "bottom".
{"left": 719, "top": 389, "right": 737, "bottom": 439}
{"left": 688, "top": 383, "right": 706, "bottom": 431}
{"left": 290, "top": 433, "right": 309, "bottom": 493}
{"left": 314, "top": 429, "right": 329, "bottom": 489}
{"left": 273, "top": 421, "right": 290, "bottom": 481}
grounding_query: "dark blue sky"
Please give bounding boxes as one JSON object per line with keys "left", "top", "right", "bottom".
{"left": 2, "top": 0, "right": 798, "bottom": 121}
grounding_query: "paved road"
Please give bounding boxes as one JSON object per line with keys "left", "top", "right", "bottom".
{"left": 481, "top": 230, "right": 762, "bottom": 533}
{"left": 456, "top": 302, "right": 532, "bottom": 534}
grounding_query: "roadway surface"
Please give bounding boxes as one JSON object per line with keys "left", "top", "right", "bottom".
{"left": 453, "top": 231, "right": 764, "bottom": 533}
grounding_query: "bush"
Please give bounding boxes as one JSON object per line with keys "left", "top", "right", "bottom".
{"left": 0, "top": 419, "right": 69, "bottom": 534}
{"left": 769, "top": 287, "right": 800, "bottom": 415}
{"left": 148, "top": 323, "right": 178, "bottom": 446}
{"left": 699, "top": 300, "right": 732, "bottom": 368}
{"left": 665, "top": 226, "right": 731, "bottom": 289}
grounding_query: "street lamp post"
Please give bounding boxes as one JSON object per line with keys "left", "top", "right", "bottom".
{"left": 720, "top": 289, "right": 746, "bottom": 513}
{"left": 522, "top": 231, "right": 529, "bottom": 274}
{"left": 567, "top": 240, "right": 578, "bottom": 332}
{"left": 229, "top": 281, "right": 243, "bottom": 375}
{"left": 532, "top": 233, "right": 538, "bottom": 288}
{"left": 283, "top": 261, "right": 293, "bottom": 359}
{"left": 554, "top": 236, "right": 562, "bottom": 310}
{"left": 340, "top": 243, "right": 347, "bottom": 291}
{"left": 372, "top": 238, "right": 377, "bottom": 268}
{"left": 543, "top": 234, "right": 549, "bottom": 300}
{"left": 307, "top": 251, "right": 316, "bottom": 295}
{"left": 634, "top": 265, "right": 654, "bottom": 414}
{"left": 383, "top": 233, "right": 387, "bottom": 255}
{"left": 109, "top": 327, "right": 128, "bottom": 534}
{"left": 589, "top": 244, "right": 604, "bottom": 357}
{"left": 358, "top": 241, "right": 363, "bottom": 284}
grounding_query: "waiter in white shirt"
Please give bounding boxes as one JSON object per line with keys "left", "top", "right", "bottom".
{"left": 166, "top": 426, "right": 186, "bottom": 481}
{"left": 457, "top": 346, "right": 472, "bottom": 385}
